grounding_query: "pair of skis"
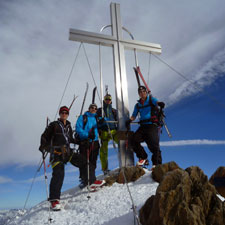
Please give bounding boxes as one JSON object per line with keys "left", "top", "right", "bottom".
{"left": 133, "top": 66, "right": 172, "bottom": 138}
{"left": 79, "top": 83, "right": 97, "bottom": 115}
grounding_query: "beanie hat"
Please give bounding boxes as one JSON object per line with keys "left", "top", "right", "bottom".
{"left": 89, "top": 103, "right": 97, "bottom": 109}
{"left": 138, "top": 85, "right": 147, "bottom": 93}
{"left": 59, "top": 106, "right": 69, "bottom": 115}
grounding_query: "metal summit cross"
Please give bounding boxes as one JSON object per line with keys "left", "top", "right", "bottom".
{"left": 69, "top": 3, "right": 162, "bottom": 167}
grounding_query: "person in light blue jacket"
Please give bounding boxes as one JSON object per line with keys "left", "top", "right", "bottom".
{"left": 126, "top": 86, "right": 164, "bottom": 169}
{"left": 76, "top": 103, "right": 105, "bottom": 190}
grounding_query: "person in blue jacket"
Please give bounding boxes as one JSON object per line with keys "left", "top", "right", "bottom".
{"left": 126, "top": 86, "right": 164, "bottom": 169}
{"left": 76, "top": 103, "right": 105, "bottom": 190}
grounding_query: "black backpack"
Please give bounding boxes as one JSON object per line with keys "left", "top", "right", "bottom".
{"left": 136, "top": 96, "right": 164, "bottom": 126}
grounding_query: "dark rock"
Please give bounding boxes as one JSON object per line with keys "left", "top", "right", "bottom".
{"left": 117, "top": 166, "right": 145, "bottom": 184}
{"left": 152, "top": 161, "right": 180, "bottom": 183}
{"left": 104, "top": 166, "right": 145, "bottom": 186}
{"left": 209, "top": 166, "right": 225, "bottom": 198}
{"left": 140, "top": 165, "right": 225, "bottom": 225}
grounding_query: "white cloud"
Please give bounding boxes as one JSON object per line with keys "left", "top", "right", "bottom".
{"left": 160, "top": 139, "right": 225, "bottom": 147}
{"left": 0, "top": 176, "right": 13, "bottom": 184}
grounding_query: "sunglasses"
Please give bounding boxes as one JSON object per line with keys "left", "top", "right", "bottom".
{"left": 60, "top": 111, "right": 69, "bottom": 115}
{"left": 105, "top": 98, "right": 111, "bottom": 101}
{"left": 90, "top": 107, "right": 97, "bottom": 110}
{"left": 139, "top": 90, "right": 146, "bottom": 93}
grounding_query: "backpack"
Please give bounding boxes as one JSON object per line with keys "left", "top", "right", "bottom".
{"left": 136, "top": 96, "right": 163, "bottom": 126}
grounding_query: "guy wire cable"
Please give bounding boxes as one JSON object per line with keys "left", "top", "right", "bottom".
{"left": 82, "top": 43, "right": 101, "bottom": 102}
{"left": 54, "top": 43, "right": 82, "bottom": 121}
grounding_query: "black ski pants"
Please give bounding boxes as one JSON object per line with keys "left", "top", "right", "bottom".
{"left": 49, "top": 150, "right": 85, "bottom": 201}
{"left": 131, "top": 124, "right": 162, "bottom": 165}
{"left": 79, "top": 140, "right": 99, "bottom": 185}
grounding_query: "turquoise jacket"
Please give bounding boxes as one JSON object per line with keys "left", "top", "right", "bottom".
{"left": 132, "top": 95, "right": 158, "bottom": 125}
{"left": 75, "top": 111, "right": 99, "bottom": 142}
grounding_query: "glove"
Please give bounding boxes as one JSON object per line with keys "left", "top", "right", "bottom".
{"left": 158, "top": 102, "right": 165, "bottom": 109}
{"left": 98, "top": 118, "right": 105, "bottom": 125}
{"left": 88, "top": 129, "right": 95, "bottom": 140}
{"left": 39, "top": 145, "right": 45, "bottom": 153}
{"left": 125, "top": 119, "right": 132, "bottom": 130}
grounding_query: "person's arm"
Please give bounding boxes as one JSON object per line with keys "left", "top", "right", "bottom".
{"left": 69, "top": 125, "right": 76, "bottom": 144}
{"left": 125, "top": 104, "right": 138, "bottom": 129}
{"left": 75, "top": 115, "right": 89, "bottom": 139}
{"left": 39, "top": 122, "right": 54, "bottom": 151}
{"left": 130, "top": 103, "right": 138, "bottom": 121}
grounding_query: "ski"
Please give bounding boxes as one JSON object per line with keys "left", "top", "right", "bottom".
{"left": 133, "top": 67, "right": 141, "bottom": 87}
{"left": 69, "top": 95, "right": 78, "bottom": 110}
{"left": 92, "top": 86, "right": 97, "bottom": 104}
{"left": 133, "top": 66, "right": 151, "bottom": 93}
{"left": 80, "top": 83, "right": 89, "bottom": 115}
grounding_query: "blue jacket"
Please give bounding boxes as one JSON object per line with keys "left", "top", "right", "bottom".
{"left": 75, "top": 111, "right": 99, "bottom": 142}
{"left": 97, "top": 102, "right": 117, "bottom": 131}
{"left": 132, "top": 95, "right": 158, "bottom": 125}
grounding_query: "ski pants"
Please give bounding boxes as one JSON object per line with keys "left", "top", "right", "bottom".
{"left": 131, "top": 124, "right": 162, "bottom": 166}
{"left": 79, "top": 140, "right": 99, "bottom": 185}
{"left": 49, "top": 150, "right": 85, "bottom": 201}
{"left": 99, "top": 129, "right": 118, "bottom": 171}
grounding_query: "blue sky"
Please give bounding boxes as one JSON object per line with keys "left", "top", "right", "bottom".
{"left": 0, "top": 0, "right": 225, "bottom": 210}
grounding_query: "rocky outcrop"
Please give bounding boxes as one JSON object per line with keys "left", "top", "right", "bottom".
{"left": 104, "top": 166, "right": 145, "bottom": 186}
{"left": 152, "top": 161, "right": 180, "bottom": 182}
{"left": 140, "top": 164, "right": 225, "bottom": 225}
{"left": 209, "top": 166, "right": 225, "bottom": 198}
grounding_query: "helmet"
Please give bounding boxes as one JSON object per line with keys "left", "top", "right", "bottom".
{"left": 104, "top": 94, "right": 112, "bottom": 101}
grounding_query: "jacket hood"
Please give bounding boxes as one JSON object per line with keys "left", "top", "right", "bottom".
{"left": 84, "top": 111, "right": 97, "bottom": 117}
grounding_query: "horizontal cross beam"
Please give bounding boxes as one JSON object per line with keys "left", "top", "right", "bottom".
{"left": 69, "top": 28, "right": 162, "bottom": 54}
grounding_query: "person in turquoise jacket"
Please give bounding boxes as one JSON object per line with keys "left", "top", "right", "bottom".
{"left": 126, "top": 86, "right": 164, "bottom": 169}
{"left": 76, "top": 103, "right": 105, "bottom": 190}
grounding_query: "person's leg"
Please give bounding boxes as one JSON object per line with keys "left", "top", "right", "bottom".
{"left": 144, "top": 125, "right": 162, "bottom": 166}
{"left": 99, "top": 131, "right": 110, "bottom": 172}
{"left": 131, "top": 126, "right": 148, "bottom": 160}
{"left": 111, "top": 129, "right": 119, "bottom": 144}
{"left": 89, "top": 141, "right": 100, "bottom": 184}
{"left": 49, "top": 155, "right": 65, "bottom": 201}
{"left": 79, "top": 141, "right": 89, "bottom": 185}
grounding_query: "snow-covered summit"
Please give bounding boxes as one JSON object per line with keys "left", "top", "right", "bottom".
{"left": 4, "top": 169, "right": 158, "bottom": 225}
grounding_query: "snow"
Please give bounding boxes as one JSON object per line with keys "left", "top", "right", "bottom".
{"left": 2, "top": 169, "right": 158, "bottom": 225}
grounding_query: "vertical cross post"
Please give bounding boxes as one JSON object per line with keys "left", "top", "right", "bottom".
{"left": 69, "top": 3, "right": 162, "bottom": 168}
{"left": 110, "top": 3, "right": 134, "bottom": 167}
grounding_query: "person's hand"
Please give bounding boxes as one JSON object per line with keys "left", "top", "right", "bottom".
{"left": 98, "top": 118, "right": 105, "bottom": 125}
{"left": 39, "top": 145, "right": 45, "bottom": 153}
{"left": 88, "top": 129, "right": 95, "bottom": 140}
{"left": 125, "top": 119, "right": 132, "bottom": 130}
{"left": 158, "top": 102, "right": 165, "bottom": 109}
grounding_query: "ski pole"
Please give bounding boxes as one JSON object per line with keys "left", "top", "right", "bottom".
{"left": 69, "top": 95, "right": 78, "bottom": 110}
{"left": 162, "top": 118, "right": 172, "bottom": 138}
{"left": 87, "top": 139, "right": 94, "bottom": 200}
